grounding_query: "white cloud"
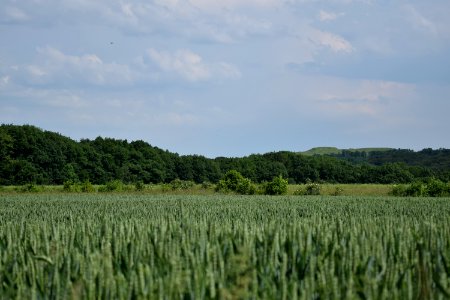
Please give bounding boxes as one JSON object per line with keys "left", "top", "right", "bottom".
{"left": 404, "top": 5, "right": 437, "bottom": 36}
{"left": 316, "top": 79, "right": 416, "bottom": 117}
{"left": 22, "top": 47, "right": 134, "bottom": 86}
{"left": 310, "top": 29, "right": 354, "bottom": 53}
{"left": 147, "top": 48, "right": 241, "bottom": 81}
{"left": 186, "top": 0, "right": 284, "bottom": 12}
{"left": 318, "top": 10, "right": 340, "bottom": 22}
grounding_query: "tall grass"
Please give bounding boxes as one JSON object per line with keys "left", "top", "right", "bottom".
{"left": 0, "top": 195, "right": 449, "bottom": 299}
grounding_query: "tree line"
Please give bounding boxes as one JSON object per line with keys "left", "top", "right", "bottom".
{"left": 1, "top": 124, "right": 449, "bottom": 185}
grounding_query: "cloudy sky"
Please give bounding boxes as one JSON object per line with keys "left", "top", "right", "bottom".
{"left": 1, "top": 0, "right": 449, "bottom": 157}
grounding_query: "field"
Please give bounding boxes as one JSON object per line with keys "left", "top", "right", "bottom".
{"left": 1, "top": 195, "right": 450, "bottom": 299}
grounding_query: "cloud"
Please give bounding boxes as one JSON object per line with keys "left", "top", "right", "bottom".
{"left": 318, "top": 10, "right": 340, "bottom": 22}
{"left": 147, "top": 48, "right": 241, "bottom": 81}
{"left": 18, "top": 47, "right": 134, "bottom": 86}
{"left": 187, "top": 0, "right": 284, "bottom": 11}
{"left": 309, "top": 29, "right": 354, "bottom": 53}
{"left": 404, "top": 5, "right": 437, "bottom": 36}
{"left": 315, "top": 79, "right": 416, "bottom": 117}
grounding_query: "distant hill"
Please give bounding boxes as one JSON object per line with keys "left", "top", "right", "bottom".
{"left": 302, "top": 147, "right": 393, "bottom": 156}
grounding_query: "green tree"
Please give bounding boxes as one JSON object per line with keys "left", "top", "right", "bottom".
{"left": 263, "top": 175, "right": 288, "bottom": 195}
{"left": 216, "top": 170, "right": 256, "bottom": 195}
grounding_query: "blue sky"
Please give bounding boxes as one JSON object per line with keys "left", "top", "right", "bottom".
{"left": 1, "top": 0, "right": 449, "bottom": 157}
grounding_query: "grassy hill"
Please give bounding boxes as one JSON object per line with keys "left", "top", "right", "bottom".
{"left": 302, "top": 147, "right": 393, "bottom": 156}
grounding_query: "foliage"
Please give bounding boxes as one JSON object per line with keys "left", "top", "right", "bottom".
{"left": 294, "top": 181, "right": 322, "bottom": 196}
{"left": 98, "top": 180, "right": 134, "bottom": 192}
{"left": 262, "top": 175, "right": 288, "bottom": 195}
{"left": 17, "top": 183, "right": 42, "bottom": 193}
{"left": 201, "top": 181, "right": 213, "bottom": 189}
{"left": 63, "top": 180, "right": 96, "bottom": 193}
{"left": 170, "top": 179, "right": 195, "bottom": 190}
{"left": 425, "top": 178, "right": 449, "bottom": 197}
{"left": 1, "top": 125, "right": 450, "bottom": 186}
{"left": 1, "top": 195, "right": 450, "bottom": 299}
{"left": 135, "top": 180, "right": 145, "bottom": 191}
{"left": 332, "top": 186, "right": 344, "bottom": 196}
{"left": 216, "top": 170, "right": 256, "bottom": 195}
{"left": 80, "top": 180, "right": 95, "bottom": 193}
{"left": 391, "top": 179, "right": 450, "bottom": 197}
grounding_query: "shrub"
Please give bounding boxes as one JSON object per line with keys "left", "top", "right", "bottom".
{"left": 99, "top": 180, "right": 124, "bottom": 192}
{"left": 216, "top": 170, "right": 256, "bottom": 195}
{"left": 425, "top": 178, "right": 447, "bottom": 197}
{"left": 63, "top": 180, "right": 82, "bottom": 193}
{"left": 135, "top": 181, "right": 145, "bottom": 192}
{"left": 404, "top": 182, "right": 425, "bottom": 197}
{"left": 332, "top": 186, "right": 344, "bottom": 196}
{"left": 170, "top": 179, "right": 195, "bottom": 190}
{"left": 304, "top": 182, "right": 321, "bottom": 195}
{"left": 201, "top": 181, "right": 212, "bottom": 189}
{"left": 80, "top": 180, "right": 95, "bottom": 193}
{"left": 391, "top": 184, "right": 407, "bottom": 196}
{"left": 293, "top": 181, "right": 321, "bottom": 196}
{"left": 263, "top": 175, "right": 288, "bottom": 195}
{"left": 391, "top": 179, "right": 449, "bottom": 197}
{"left": 19, "top": 183, "right": 41, "bottom": 193}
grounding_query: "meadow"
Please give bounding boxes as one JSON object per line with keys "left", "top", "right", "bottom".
{"left": 0, "top": 194, "right": 449, "bottom": 299}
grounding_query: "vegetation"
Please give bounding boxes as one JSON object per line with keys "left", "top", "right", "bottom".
{"left": 301, "top": 147, "right": 393, "bottom": 156}
{"left": 391, "top": 178, "right": 450, "bottom": 197}
{"left": 1, "top": 125, "right": 449, "bottom": 186}
{"left": 262, "top": 175, "right": 289, "bottom": 195}
{"left": 215, "top": 170, "right": 256, "bottom": 195}
{"left": 293, "top": 181, "right": 322, "bottom": 196}
{"left": 0, "top": 194, "right": 449, "bottom": 299}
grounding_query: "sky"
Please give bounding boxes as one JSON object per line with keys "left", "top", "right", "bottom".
{"left": 1, "top": 0, "right": 450, "bottom": 157}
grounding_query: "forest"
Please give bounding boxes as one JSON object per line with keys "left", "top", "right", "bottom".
{"left": 1, "top": 124, "right": 449, "bottom": 185}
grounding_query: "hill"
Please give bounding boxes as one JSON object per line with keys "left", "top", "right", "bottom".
{"left": 302, "top": 147, "right": 393, "bottom": 156}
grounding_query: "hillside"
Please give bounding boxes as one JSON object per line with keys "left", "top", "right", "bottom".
{"left": 302, "top": 147, "right": 393, "bottom": 156}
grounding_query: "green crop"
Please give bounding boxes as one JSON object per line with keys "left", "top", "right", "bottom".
{"left": 0, "top": 195, "right": 449, "bottom": 299}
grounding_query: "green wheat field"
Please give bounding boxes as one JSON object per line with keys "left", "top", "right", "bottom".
{"left": 1, "top": 195, "right": 449, "bottom": 299}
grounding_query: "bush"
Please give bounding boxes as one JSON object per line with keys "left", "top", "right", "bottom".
{"left": 332, "top": 186, "right": 344, "bottom": 196}
{"left": 63, "top": 180, "right": 82, "bottom": 193}
{"left": 391, "top": 179, "right": 449, "bottom": 197}
{"left": 80, "top": 180, "right": 95, "bottom": 193}
{"left": 135, "top": 181, "right": 145, "bottom": 192}
{"left": 19, "top": 183, "right": 41, "bottom": 193}
{"left": 201, "top": 181, "right": 213, "bottom": 189}
{"left": 425, "top": 178, "right": 447, "bottom": 197}
{"left": 170, "top": 179, "right": 195, "bottom": 190}
{"left": 404, "top": 182, "right": 425, "bottom": 197}
{"left": 263, "top": 175, "right": 288, "bottom": 195}
{"left": 99, "top": 180, "right": 124, "bottom": 192}
{"left": 215, "top": 170, "right": 256, "bottom": 195}
{"left": 391, "top": 184, "right": 407, "bottom": 196}
{"left": 294, "top": 182, "right": 321, "bottom": 196}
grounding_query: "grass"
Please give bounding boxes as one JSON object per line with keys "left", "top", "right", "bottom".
{"left": 0, "top": 194, "right": 449, "bottom": 299}
{"left": 0, "top": 183, "right": 395, "bottom": 196}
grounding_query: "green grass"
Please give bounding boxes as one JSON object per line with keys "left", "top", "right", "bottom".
{"left": 0, "top": 194, "right": 449, "bottom": 299}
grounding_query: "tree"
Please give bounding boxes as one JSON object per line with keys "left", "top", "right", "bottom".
{"left": 263, "top": 175, "right": 288, "bottom": 195}
{"left": 215, "top": 170, "right": 256, "bottom": 195}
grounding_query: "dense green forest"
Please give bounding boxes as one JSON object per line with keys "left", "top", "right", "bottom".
{"left": 1, "top": 124, "right": 449, "bottom": 185}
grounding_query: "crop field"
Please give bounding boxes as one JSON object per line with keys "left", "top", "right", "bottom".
{"left": 1, "top": 195, "right": 450, "bottom": 299}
